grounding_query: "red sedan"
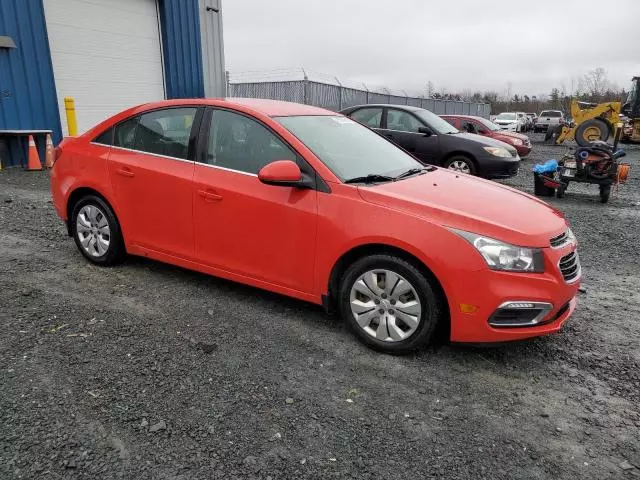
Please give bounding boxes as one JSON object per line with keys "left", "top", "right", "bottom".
{"left": 442, "top": 115, "right": 532, "bottom": 157}
{"left": 51, "top": 99, "right": 579, "bottom": 353}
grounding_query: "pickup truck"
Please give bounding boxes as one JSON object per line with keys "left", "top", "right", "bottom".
{"left": 534, "top": 110, "right": 565, "bottom": 132}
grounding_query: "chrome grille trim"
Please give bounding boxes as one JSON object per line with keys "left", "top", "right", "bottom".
{"left": 550, "top": 231, "right": 569, "bottom": 248}
{"left": 559, "top": 250, "right": 581, "bottom": 283}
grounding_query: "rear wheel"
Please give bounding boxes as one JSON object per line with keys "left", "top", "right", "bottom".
{"left": 575, "top": 119, "right": 610, "bottom": 146}
{"left": 443, "top": 155, "right": 476, "bottom": 175}
{"left": 338, "top": 255, "right": 442, "bottom": 354}
{"left": 71, "top": 195, "right": 124, "bottom": 265}
{"left": 599, "top": 184, "right": 611, "bottom": 203}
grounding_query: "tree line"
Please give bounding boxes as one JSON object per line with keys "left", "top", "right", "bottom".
{"left": 426, "top": 68, "right": 629, "bottom": 115}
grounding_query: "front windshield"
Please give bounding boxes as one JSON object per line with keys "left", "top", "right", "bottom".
{"left": 276, "top": 115, "right": 423, "bottom": 181}
{"left": 413, "top": 109, "right": 459, "bottom": 134}
{"left": 496, "top": 113, "right": 516, "bottom": 120}
{"left": 476, "top": 117, "right": 501, "bottom": 131}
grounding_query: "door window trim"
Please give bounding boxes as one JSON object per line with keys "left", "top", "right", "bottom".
{"left": 196, "top": 106, "right": 331, "bottom": 192}
{"left": 382, "top": 108, "right": 429, "bottom": 135}
{"left": 90, "top": 105, "right": 204, "bottom": 163}
{"left": 349, "top": 106, "right": 384, "bottom": 129}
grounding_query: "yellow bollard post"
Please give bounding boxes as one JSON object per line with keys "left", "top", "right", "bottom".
{"left": 64, "top": 97, "right": 78, "bottom": 136}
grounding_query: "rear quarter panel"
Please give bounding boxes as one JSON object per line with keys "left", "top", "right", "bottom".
{"left": 51, "top": 139, "right": 116, "bottom": 223}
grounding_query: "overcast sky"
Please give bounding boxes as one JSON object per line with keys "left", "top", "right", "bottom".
{"left": 222, "top": 0, "right": 640, "bottom": 97}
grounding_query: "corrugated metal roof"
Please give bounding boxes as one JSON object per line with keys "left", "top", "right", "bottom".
{"left": 160, "top": 0, "right": 205, "bottom": 99}
{"left": 0, "top": 0, "right": 61, "bottom": 157}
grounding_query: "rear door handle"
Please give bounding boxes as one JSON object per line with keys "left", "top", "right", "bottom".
{"left": 198, "top": 189, "right": 223, "bottom": 202}
{"left": 116, "top": 167, "right": 135, "bottom": 178}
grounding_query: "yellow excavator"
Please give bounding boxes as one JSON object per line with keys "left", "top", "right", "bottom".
{"left": 551, "top": 76, "right": 640, "bottom": 146}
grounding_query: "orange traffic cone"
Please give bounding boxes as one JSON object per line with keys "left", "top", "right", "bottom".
{"left": 44, "top": 134, "right": 54, "bottom": 168}
{"left": 26, "top": 135, "right": 42, "bottom": 171}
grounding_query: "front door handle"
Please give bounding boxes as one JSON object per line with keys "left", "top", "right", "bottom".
{"left": 116, "top": 167, "right": 135, "bottom": 178}
{"left": 197, "top": 189, "right": 223, "bottom": 202}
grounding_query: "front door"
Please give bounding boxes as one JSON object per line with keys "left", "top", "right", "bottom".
{"left": 108, "top": 107, "right": 199, "bottom": 259}
{"left": 382, "top": 108, "right": 440, "bottom": 164}
{"left": 193, "top": 108, "right": 318, "bottom": 293}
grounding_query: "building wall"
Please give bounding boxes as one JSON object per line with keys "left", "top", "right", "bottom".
{"left": 0, "top": 0, "right": 61, "bottom": 166}
{"left": 199, "top": 0, "right": 226, "bottom": 97}
{"left": 1, "top": 0, "right": 222, "bottom": 166}
{"left": 159, "top": 0, "right": 205, "bottom": 99}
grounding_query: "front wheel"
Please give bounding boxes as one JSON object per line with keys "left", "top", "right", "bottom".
{"left": 443, "top": 155, "right": 476, "bottom": 175}
{"left": 599, "top": 184, "right": 611, "bottom": 203}
{"left": 71, "top": 195, "right": 125, "bottom": 265}
{"left": 338, "top": 255, "right": 443, "bottom": 354}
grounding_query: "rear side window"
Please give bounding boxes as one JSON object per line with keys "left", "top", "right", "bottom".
{"left": 133, "top": 108, "right": 197, "bottom": 160}
{"left": 93, "top": 128, "right": 113, "bottom": 146}
{"left": 115, "top": 117, "right": 139, "bottom": 149}
{"left": 443, "top": 117, "right": 459, "bottom": 128}
{"left": 350, "top": 108, "right": 383, "bottom": 128}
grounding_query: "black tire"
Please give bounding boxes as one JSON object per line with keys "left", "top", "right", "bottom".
{"left": 70, "top": 195, "right": 125, "bottom": 265}
{"left": 338, "top": 254, "right": 443, "bottom": 354}
{"left": 599, "top": 184, "right": 611, "bottom": 203}
{"left": 575, "top": 119, "right": 610, "bottom": 147}
{"left": 556, "top": 183, "right": 566, "bottom": 198}
{"left": 443, "top": 155, "right": 476, "bottom": 175}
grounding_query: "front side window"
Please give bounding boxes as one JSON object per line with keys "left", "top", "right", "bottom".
{"left": 206, "top": 109, "right": 297, "bottom": 174}
{"left": 350, "top": 108, "right": 383, "bottom": 128}
{"left": 276, "top": 115, "right": 422, "bottom": 181}
{"left": 133, "top": 108, "right": 197, "bottom": 160}
{"left": 386, "top": 109, "right": 422, "bottom": 133}
{"left": 460, "top": 120, "right": 478, "bottom": 134}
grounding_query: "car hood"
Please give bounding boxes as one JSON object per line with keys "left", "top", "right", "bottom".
{"left": 358, "top": 168, "right": 566, "bottom": 247}
{"left": 494, "top": 130, "right": 529, "bottom": 141}
{"left": 452, "top": 132, "right": 518, "bottom": 155}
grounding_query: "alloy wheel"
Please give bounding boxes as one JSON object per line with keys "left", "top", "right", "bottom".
{"left": 448, "top": 160, "right": 471, "bottom": 174}
{"left": 349, "top": 269, "right": 422, "bottom": 342}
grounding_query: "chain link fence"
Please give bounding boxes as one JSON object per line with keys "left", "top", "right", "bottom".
{"left": 227, "top": 69, "right": 491, "bottom": 118}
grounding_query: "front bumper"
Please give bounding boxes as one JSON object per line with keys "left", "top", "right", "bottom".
{"left": 447, "top": 244, "right": 581, "bottom": 343}
{"left": 496, "top": 123, "right": 518, "bottom": 132}
{"left": 480, "top": 154, "right": 521, "bottom": 179}
{"left": 514, "top": 144, "right": 532, "bottom": 157}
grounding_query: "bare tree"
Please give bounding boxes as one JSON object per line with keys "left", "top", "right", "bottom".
{"left": 426, "top": 80, "right": 434, "bottom": 98}
{"left": 582, "top": 67, "right": 610, "bottom": 101}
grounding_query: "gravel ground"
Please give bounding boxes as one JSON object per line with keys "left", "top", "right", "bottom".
{"left": 1, "top": 134, "right": 639, "bottom": 480}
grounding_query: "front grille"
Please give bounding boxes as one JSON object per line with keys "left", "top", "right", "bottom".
{"left": 559, "top": 250, "right": 581, "bottom": 283}
{"left": 550, "top": 231, "right": 569, "bottom": 248}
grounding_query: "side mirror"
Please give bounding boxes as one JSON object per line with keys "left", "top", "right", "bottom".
{"left": 258, "top": 160, "right": 304, "bottom": 187}
{"left": 418, "top": 126, "right": 432, "bottom": 136}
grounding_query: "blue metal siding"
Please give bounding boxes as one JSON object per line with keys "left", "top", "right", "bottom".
{"left": 0, "top": 0, "right": 61, "bottom": 165}
{"left": 160, "top": 0, "right": 205, "bottom": 99}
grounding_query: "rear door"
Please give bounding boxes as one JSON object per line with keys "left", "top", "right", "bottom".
{"left": 107, "top": 107, "right": 200, "bottom": 259}
{"left": 382, "top": 108, "right": 440, "bottom": 164}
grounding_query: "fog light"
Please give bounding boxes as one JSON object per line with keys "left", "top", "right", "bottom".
{"left": 489, "top": 301, "right": 552, "bottom": 328}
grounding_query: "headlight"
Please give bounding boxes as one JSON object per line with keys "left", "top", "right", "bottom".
{"left": 483, "top": 146, "right": 512, "bottom": 157}
{"left": 512, "top": 139, "right": 523, "bottom": 146}
{"left": 451, "top": 229, "right": 545, "bottom": 272}
{"left": 566, "top": 227, "right": 576, "bottom": 244}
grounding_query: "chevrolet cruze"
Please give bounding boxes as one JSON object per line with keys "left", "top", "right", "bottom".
{"left": 51, "top": 99, "right": 581, "bottom": 353}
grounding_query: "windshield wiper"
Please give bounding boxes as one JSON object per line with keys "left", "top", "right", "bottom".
{"left": 344, "top": 174, "right": 395, "bottom": 184}
{"left": 394, "top": 167, "right": 430, "bottom": 180}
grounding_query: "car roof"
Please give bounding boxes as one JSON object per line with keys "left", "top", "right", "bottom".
{"left": 136, "top": 98, "right": 336, "bottom": 117}
{"left": 346, "top": 104, "right": 424, "bottom": 112}
{"left": 441, "top": 115, "right": 485, "bottom": 121}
